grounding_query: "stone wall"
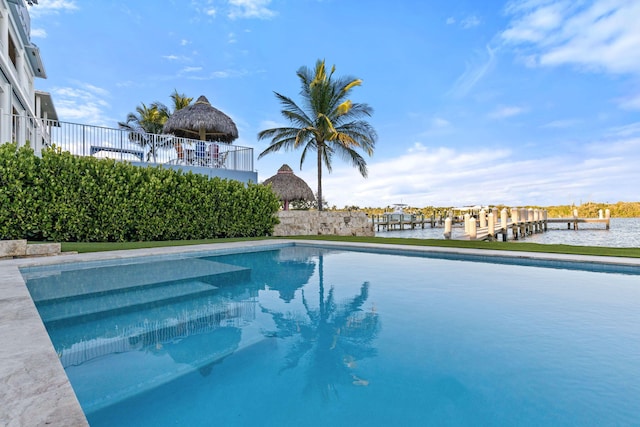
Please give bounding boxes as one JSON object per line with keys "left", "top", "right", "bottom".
{"left": 272, "top": 211, "right": 374, "bottom": 237}
{"left": 0, "top": 240, "right": 62, "bottom": 259}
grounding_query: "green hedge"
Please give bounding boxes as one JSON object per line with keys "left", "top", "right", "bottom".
{"left": 0, "top": 142, "right": 280, "bottom": 241}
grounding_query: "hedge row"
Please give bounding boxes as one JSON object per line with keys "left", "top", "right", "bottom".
{"left": 0, "top": 142, "right": 280, "bottom": 241}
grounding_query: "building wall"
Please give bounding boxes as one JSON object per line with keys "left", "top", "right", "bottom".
{"left": 144, "top": 162, "right": 258, "bottom": 185}
{"left": 272, "top": 211, "right": 374, "bottom": 237}
{"left": 0, "top": 0, "right": 50, "bottom": 151}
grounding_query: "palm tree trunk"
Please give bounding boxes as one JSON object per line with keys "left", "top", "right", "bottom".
{"left": 317, "top": 143, "right": 323, "bottom": 211}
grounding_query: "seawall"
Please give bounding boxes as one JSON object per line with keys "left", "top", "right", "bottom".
{"left": 272, "top": 211, "right": 374, "bottom": 237}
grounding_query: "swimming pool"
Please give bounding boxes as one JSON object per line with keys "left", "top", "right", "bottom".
{"left": 21, "top": 244, "right": 640, "bottom": 426}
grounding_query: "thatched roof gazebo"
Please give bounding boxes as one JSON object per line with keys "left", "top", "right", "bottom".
{"left": 162, "top": 95, "right": 238, "bottom": 143}
{"left": 263, "top": 164, "right": 315, "bottom": 210}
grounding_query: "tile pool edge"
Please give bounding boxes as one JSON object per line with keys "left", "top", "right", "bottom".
{"left": 2, "top": 239, "right": 639, "bottom": 426}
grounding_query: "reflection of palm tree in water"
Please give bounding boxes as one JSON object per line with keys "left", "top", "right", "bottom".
{"left": 263, "top": 254, "right": 380, "bottom": 400}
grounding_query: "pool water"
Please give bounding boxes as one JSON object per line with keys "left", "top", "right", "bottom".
{"left": 22, "top": 246, "right": 640, "bottom": 426}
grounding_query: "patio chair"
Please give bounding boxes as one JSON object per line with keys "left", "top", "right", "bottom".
{"left": 209, "top": 143, "right": 224, "bottom": 167}
{"left": 175, "top": 143, "right": 185, "bottom": 164}
{"left": 216, "top": 151, "right": 228, "bottom": 168}
{"left": 195, "top": 141, "right": 207, "bottom": 166}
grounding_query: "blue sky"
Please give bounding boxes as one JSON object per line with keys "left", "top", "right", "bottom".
{"left": 29, "top": 0, "right": 640, "bottom": 208}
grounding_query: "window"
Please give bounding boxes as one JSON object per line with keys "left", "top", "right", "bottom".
{"left": 8, "top": 33, "right": 17, "bottom": 69}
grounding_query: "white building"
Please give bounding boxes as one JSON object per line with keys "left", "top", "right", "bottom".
{"left": 0, "top": 1, "right": 256, "bottom": 183}
{"left": 0, "top": 0, "right": 57, "bottom": 153}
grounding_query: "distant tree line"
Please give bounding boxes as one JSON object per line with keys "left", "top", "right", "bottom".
{"left": 334, "top": 203, "right": 640, "bottom": 218}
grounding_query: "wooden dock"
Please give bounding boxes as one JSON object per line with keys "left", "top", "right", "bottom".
{"left": 458, "top": 208, "right": 611, "bottom": 241}
{"left": 547, "top": 217, "right": 610, "bottom": 230}
{"left": 372, "top": 214, "right": 444, "bottom": 231}
{"left": 372, "top": 207, "right": 612, "bottom": 241}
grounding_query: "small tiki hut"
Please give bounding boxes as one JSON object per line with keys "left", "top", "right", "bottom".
{"left": 162, "top": 95, "right": 238, "bottom": 143}
{"left": 263, "top": 164, "right": 315, "bottom": 210}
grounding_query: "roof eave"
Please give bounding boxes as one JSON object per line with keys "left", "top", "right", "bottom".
{"left": 25, "top": 44, "right": 46, "bottom": 78}
{"left": 35, "top": 90, "right": 58, "bottom": 121}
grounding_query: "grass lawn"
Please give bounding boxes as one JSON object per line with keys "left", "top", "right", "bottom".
{"left": 58, "top": 235, "right": 640, "bottom": 258}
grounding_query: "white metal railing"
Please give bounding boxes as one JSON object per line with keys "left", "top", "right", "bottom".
{"left": 1, "top": 113, "right": 254, "bottom": 172}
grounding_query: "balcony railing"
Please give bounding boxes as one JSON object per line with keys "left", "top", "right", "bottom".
{"left": 1, "top": 113, "right": 254, "bottom": 172}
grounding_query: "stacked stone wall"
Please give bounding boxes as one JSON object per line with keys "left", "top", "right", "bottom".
{"left": 272, "top": 211, "right": 374, "bottom": 237}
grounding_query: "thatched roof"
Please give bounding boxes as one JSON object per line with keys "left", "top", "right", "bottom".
{"left": 263, "top": 164, "right": 315, "bottom": 206}
{"left": 162, "top": 95, "right": 238, "bottom": 143}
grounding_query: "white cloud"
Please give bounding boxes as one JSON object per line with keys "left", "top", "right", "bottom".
{"left": 618, "top": 92, "right": 640, "bottom": 110}
{"left": 259, "top": 119, "right": 284, "bottom": 130}
{"left": 76, "top": 82, "right": 109, "bottom": 98}
{"left": 606, "top": 121, "right": 640, "bottom": 137}
{"left": 488, "top": 105, "right": 527, "bottom": 119}
{"left": 205, "top": 8, "right": 216, "bottom": 16}
{"left": 446, "top": 15, "right": 481, "bottom": 29}
{"left": 281, "top": 133, "right": 640, "bottom": 208}
{"left": 227, "top": 0, "right": 276, "bottom": 20}
{"left": 210, "top": 69, "right": 248, "bottom": 78}
{"left": 51, "top": 83, "right": 110, "bottom": 125}
{"left": 461, "top": 15, "right": 481, "bottom": 29}
{"left": 182, "top": 66, "right": 203, "bottom": 73}
{"left": 448, "top": 45, "right": 496, "bottom": 98}
{"left": 28, "top": 0, "right": 78, "bottom": 18}
{"left": 180, "top": 39, "right": 190, "bottom": 46}
{"left": 541, "top": 118, "right": 581, "bottom": 128}
{"left": 163, "top": 55, "right": 180, "bottom": 61}
{"left": 431, "top": 117, "right": 451, "bottom": 128}
{"left": 502, "top": 1, "right": 568, "bottom": 43}
{"left": 30, "top": 28, "right": 47, "bottom": 38}
{"left": 115, "top": 80, "right": 134, "bottom": 88}
{"left": 502, "top": 0, "right": 640, "bottom": 75}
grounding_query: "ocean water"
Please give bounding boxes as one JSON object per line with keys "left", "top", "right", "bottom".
{"left": 377, "top": 217, "right": 640, "bottom": 248}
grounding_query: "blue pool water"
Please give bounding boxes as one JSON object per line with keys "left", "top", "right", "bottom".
{"left": 22, "top": 245, "right": 640, "bottom": 426}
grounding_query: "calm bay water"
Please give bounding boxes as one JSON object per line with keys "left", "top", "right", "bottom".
{"left": 376, "top": 218, "right": 640, "bottom": 248}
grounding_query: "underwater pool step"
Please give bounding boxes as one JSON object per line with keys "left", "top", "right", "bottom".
{"left": 26, "top": 258, "right": 250, "bottom": 303}
{"left": 36, "top": 280, "right": 220, "bottom": 323}
{"left": 47, "top": 290, "right": 256, "bottom": 354}
{"left": 53, "top": 298, "right": 257, "bottom": 368}
{"left": 69, "top": 330, "right": 274, "bottom": 415}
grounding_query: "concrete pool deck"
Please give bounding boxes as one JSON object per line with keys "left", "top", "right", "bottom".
{"left": 2, "top": 239, "right": 640, "bottom": 426}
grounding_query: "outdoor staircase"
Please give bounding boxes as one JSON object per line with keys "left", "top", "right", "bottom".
{"left": 0, "top": 239, "right": 63, "bottom": 258}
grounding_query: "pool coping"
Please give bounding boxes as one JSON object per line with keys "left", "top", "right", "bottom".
{"left": 2, "top": 239, "right": 639, "bottom": 426}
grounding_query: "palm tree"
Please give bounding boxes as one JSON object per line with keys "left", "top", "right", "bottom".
{"left": 119, "top": 91, "right": 193, "bottom": 162}
{"left": 258, "top": 60, "right": 377, "bottom": 211}
{"left": 151, "top": 89, "right": 193, "bottom": 116}
{"left": 118, "top": 103, "right": 170, "bottom": 162}
{"left": 169, "top": 89, "right": 193, "bottom": 111}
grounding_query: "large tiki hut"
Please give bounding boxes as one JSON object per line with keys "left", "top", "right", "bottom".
{"left": 263, "top": 164, "right": 315, "bottom": 210}
{"left": 163, "top": 95, "right": 238, "bottom": 143}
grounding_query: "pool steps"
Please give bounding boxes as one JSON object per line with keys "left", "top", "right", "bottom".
{"left": 35, "top": 280, "right": 221, "bottom": 323}
{"left": 27, "top": 259, "right": 251, "bottom": 324}
{"left": 19, "top": 253, "right": 289, "bottom": 419}
{"left": 72, "top": 329, "right": 273, "bottom": 415}
{"left": 26, "top": 258, "right": 248, "bottom": 302}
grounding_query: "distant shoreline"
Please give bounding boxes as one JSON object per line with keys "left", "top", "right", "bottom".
{"left": 354, "top": 202, "right": 640, "bottom": 219}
